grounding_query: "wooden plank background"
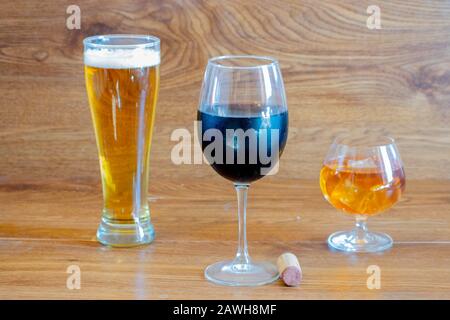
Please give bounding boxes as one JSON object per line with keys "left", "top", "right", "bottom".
{"left": 1, "top": 0, "right": 449, "bottom": 183}
{"left": 0, "top": 0, "right": 450, "bottom": 299}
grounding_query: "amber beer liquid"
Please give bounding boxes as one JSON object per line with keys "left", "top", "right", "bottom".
{"left": 85, "top": 65, "right": 158, "bottom": 221}
{"left": 84, "top": 35, "right": 160, "bottom": 246}
{"left": 320, "top": 160, "right": 405, "bottom": 215}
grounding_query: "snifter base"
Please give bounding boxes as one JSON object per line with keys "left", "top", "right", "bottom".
{"left": 328, "top": 230, "right": 393, "bottom": 253}
{"left": 205, "top": 260, "right": 279, "bottom": 286}
{"left": 96, "top": 216, "right": 155, "bottom": 247}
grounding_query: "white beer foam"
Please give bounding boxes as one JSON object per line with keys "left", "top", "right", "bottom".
{"left": 84, "top": 48, "right": 160, "bottom": 69}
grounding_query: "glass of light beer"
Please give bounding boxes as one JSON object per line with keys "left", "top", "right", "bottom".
{"left": 83, "top": 35, "right": 160, "bottom": 246}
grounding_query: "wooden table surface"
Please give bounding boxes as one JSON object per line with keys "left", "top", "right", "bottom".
{"left": 1, "top": 0, "right": 450, "bottom": 299}
{"left": 1, "top": 178, "right": 450, "bottom": 299}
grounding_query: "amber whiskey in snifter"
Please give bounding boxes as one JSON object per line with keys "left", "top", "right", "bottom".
{"left": 320, "top": 135, "right": 405, "bottom": 253}
{"left": 320, "top": 159, "right": 405, "bottom": 215}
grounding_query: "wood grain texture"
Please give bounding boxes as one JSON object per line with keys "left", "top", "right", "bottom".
{"left": 0, "top": 179, "right": 450, "bottom": 299}
{"left": 0, "top": 0, "right": 450, "bottom": 182}
{"left": 1, "top": 0, "right": 450, "bottom": 299}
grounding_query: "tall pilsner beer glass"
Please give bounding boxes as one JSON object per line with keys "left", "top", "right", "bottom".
{"left": 84, "top": 35, "right": 160, "bottom": 246}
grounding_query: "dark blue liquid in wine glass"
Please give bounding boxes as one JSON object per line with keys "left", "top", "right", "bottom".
{"left": 198, "top": 104, "right": 288, "bottom": 183}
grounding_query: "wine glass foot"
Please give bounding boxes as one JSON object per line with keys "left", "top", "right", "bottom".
{"left": 204, "top": 260, "right": 279, "bottom": 286}
{"left": 96, "top": 216, "right": 155, "bottom": 247}
{"left": 328, "top": 230, "right": 393, "bottom": 253}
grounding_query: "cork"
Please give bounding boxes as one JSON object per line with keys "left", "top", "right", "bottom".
{"left": 277, "top": 252, "right": 302, "bottom": 286}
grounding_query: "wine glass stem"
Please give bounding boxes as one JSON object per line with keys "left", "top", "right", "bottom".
{"left": 354, "top": 215, "right": 368, "bottom": 242}
{"left": 233, "top": 183, "right": 251, "bottom": 266}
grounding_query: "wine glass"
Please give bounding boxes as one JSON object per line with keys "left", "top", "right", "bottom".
{"left": 320, "top": 135, "right": 406, "bottom": 253}
{"left": 197, "top": 55, "right": 288, "bottom": 286}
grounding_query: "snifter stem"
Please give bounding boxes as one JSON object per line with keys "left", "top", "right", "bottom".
{"left": 233, "top": 184, "right": 251, "bottom": 269}
{"left": 354, "top": 215, "right": 369, "bottom": 243}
